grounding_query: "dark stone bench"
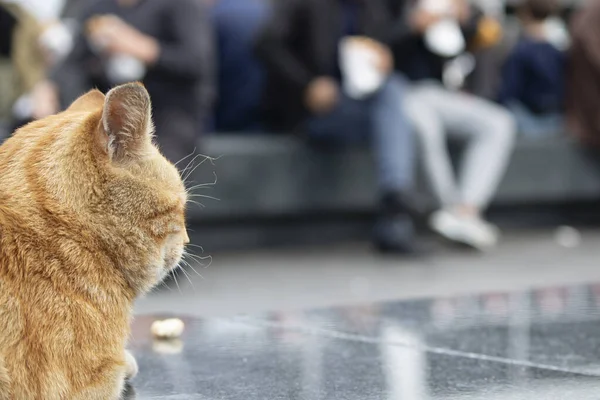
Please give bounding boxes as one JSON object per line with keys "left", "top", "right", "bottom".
{"left": 188, "top": 133, "right": 600, "bottom": 224}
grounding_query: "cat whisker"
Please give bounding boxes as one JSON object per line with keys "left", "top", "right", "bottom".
{"left": 180, "top": 158, "right": 205, "bottom": 186}
{"left": 185, "top": 252, "right": 212, "bottom": 264}
{"left": 182, "top": 258, "right": 204, "bottom": 281}
{"left": 189, "top": 265, "right": 206, "bottom": 280}
{"left": 158, "top": 278, "right": 173, "bottom": 292}
{"left": 187, "top": 194, "right": 220, "bottom": 201}
{"left": 187, "top": 185, "right": 214, "bottom": 191}
{"left": 180, "top": 153, "right": 206, "bottom": 178}
{"left": 183, "top": 155, "right": 222, "bottom": 185}
{"left": 183, "top": 248, "right": 208, "bottom": 260}
{"left": 178, "top": 262, "right": 196, "bottom": 290}
{"left": 183, "top": 251, "right": 207, "bottom": 273}
{"left": 184, "top": 252, "right": 213, "bottom": 269}
{"left": 173, "top": 147, "right": 198, "bottom": 168}
{"left": 186, "top": 184, "right": 215, "bottom": 193}
{"left": 182, "top": 254, "right": 207, "bottom": 279}
{"left": 186, "top": 172, "right": 218, "bottom": 192}
{"left": 186, "top": 199, "right": 206, "bottom": 208}
{"left": 170, "top": 268, "right": 182, "bottom": 294}
{"left": 186, "top": 243, "right": 205, "bottom": 252}
{"left": 182, "top": 154, "right": 221, "bottom": 184}
{"left": 186, "top": 255, "right": 211, "bottom": 265}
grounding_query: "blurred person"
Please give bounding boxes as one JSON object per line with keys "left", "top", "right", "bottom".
{"left": 2, "top": 0, "right": 97, "bottom": 135}
{"left": 566, "top": 0, "right": 600, "bottom": 148}
{"left": 396, "top": 0, "right": 516, "bottom": 250}
{"left": 461, "top": 0, "right": 507, "bottom": 101}
{"left": 4, "top": 0, "right": 66, "bottom": 22}
{"left": 37, "top": 0, "right": 93, "bottom": 67}
{"left": 45, "top": 0, "right": 215, "bottom": 164}
{"left": 255, "top": 0, "right": 423, "bottom": 255}
{"left": 498, "top": 0, "right": 566, "bottom": 139}
{"left": 0, "top": 0, "right": 53, "bottom": 134}
{"left": 211, "top": 0, "right": 270, "bottom": 132}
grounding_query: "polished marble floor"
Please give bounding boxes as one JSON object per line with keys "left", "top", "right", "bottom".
{"left": 127, "top": 282, "right": 600, "bottom": 399}
{"left": 127, "top": 230, "right": 600, "bottom": 399}
{"left": 135, "top": 230, "right": 600, "bottom": 317}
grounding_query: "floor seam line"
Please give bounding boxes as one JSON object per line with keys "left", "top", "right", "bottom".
{"left": 235, "top": 317, "right": 600, "bottom": 378}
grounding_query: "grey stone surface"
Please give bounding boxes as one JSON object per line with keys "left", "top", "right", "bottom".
{"left": 127, "top": 230, "right": 600, "bottom": 398}
{"left": 127, "top": 280, "right": 600, "bottom": 399}
{"left": 188, "top": 135, "right": 600, "bottom": 221}
{"left": 135, "top": 230, "right": 600, "bottom": 317}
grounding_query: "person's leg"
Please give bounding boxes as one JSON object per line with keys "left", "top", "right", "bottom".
{"left": 308, "top": 75, "right": 416, "bottom": 194}
{"left": 369, "top": 75, "right": 425, "bottom": 253}
{"left": 369, "top": 74, "right": 415, "bottom": 193}
{"left": 403, "top": 83, "right": 459, "bottom": 208}
{"left": 420, "top": 85, "right": 516, "bottom": 210}
{"left": 307, "top": 95, "right": 371, "bottom": 144}
{"left": 508, "top": 102, "right": 563, "bottom": 139}
{"left": 307, "top": 81, "right": 420, "bottom": 254}
{"left": 454, "top": 99, "right": 515, "bottom": 210}
{"left": 411, "top": 84, "right": 516, "bottom": 249}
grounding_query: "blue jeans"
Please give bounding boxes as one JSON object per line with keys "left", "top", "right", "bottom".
{"left": 307, "top": 74, "right": 415, "bottom": 193}
{"left": 212, "top": 0, "right": 270, "bottom": 131}
{"left": 307, "top": 74, "right": 416, "bottom": 242}
{"left": 508, "top": 102, "right": 563, "bottom": 139}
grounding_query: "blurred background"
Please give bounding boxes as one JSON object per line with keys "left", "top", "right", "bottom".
{"left": 1, "top": 0, "right": 600, "bottom": 319}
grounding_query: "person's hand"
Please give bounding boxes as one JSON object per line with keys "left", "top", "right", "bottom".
{"left": 87, "top": 16, "right": 159, "bottom": 64}
{"left": 31, "top": 80, "right": 60, "bottom": 120}
{"left": 411, "top": 9, "right": 442, "bottom": 33}
{"left": 452, "top": 0, "right": 472, "bottom": 24}
{"left": 39, "top": 21, "right": 75, "bottom": 66}
{"left": 347, "top": 37, "right": 393, "bottom": 74}
{"left": 305, "top": 77, "right": 339, "bottom": 115}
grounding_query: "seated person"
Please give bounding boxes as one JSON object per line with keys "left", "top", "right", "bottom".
{"left": 0, "top": 1, "right": 51, "bottom": 135}
{"left": 46, "top": 0, "right": 215, "bottom": 164}
{"left": 566, "top": 0, "right": 600, "bottom": 148}
{"left": 498, "top": 0, "right": 566, "bottom": 138}
{"left": 395, "top": 0, "right": 516, "bottom": 250}
{"left": 211, "top": 0, "right": 270, "bottom": 132}
{"left": 255, "top": 0, "right": 422, "bottom": 255}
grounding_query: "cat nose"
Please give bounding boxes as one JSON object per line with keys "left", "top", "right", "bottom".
{"left": 183, "top": 230, "right": 190, "bottom": 245}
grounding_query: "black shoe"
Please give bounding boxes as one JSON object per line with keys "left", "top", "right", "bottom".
{"left": 380, "top": 191, "right": 433, "bottom": 224}
{"left": 372, "top": 214, "right": 430, "bottom": 257}
{"left": 374, "top": 237, "right": 430, "bottom": 256}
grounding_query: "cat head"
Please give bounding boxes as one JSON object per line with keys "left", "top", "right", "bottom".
{"left": 0, "top": 83, "right": 190, "bottom": 295}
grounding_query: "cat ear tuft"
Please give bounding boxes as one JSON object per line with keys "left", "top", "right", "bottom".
{"left": 101, "top": 82, "right": 153, "bottom": 160}
{"left": 67, "top": 89, "right": 105, "bottom": 112}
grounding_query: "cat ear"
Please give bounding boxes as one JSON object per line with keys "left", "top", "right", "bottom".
{"left": 67, "top": 89, "right": 105, "bottom": 112}
{"left": 101, "top": 82, "right": 153, "bottom": 160}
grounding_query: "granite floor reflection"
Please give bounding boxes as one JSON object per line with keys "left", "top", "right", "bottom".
{"left": 127, "top": 282, "right": 600, "bottom": 399}
{"left": 135, "top": 230, "right": 600, "bottom": 318}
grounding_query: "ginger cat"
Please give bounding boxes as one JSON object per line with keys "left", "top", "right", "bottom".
{"left": 0, "top": 83, "right": 189, "bottom": 399}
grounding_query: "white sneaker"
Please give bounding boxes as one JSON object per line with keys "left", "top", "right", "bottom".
{"left": 429, "top": 209, "right": 465, "bottom": 243}
{"left": 429, "top": 210, "right": 499, "bottom": 250}
{"left": 461, "top": 216, "right": 499, "bottom": 250}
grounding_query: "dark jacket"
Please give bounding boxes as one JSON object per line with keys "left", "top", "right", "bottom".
{"left": 0, "top": 1, "right": 45, "bottom": 119}
{"left": 498, "top": 37, "right": 565, "bottom": 114}
{"left": 51, "top": 0, "right": 215, "bottom": 163}
{"left": 254, "top": 0, "right": 410, "bottom": 132}
{"left": 392, "top": 3, "right": 484, "bottom": 83}
{"left": 212, "top": 0, "right": 270, "bottom": 132}
{"left": 567, "top": 2, "right": 600, "bottom": 147}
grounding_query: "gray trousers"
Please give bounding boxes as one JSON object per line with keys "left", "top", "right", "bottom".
{"left": 308, "top": 74, "right": 414, "bottom": 193}
{"left": 404, "top": 82, "right": 516, "bottom": 209}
